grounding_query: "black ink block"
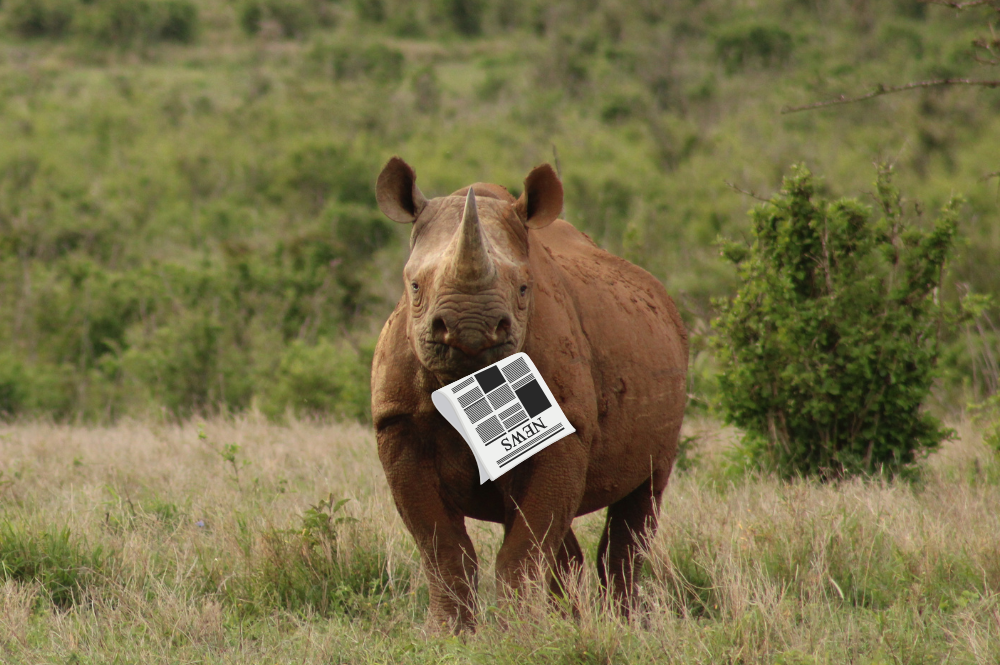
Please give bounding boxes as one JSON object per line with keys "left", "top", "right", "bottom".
{"left": 475, "top": 366, "right": 506, "bottom": 394}
{"left": 514, "top": 380, "right": 551, "bottom": 418}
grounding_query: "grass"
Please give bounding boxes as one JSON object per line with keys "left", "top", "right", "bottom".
{"left": 1, "top": 417, "right": 999, "bottom": 663}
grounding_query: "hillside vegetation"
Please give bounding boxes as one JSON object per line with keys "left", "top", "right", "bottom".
{"left": 0, "top": 0, "right": 998, "bottom": 420}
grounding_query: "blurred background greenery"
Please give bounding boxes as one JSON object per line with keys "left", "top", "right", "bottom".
{"left": 0, "top": 0, "right": 997, "bottom": 422}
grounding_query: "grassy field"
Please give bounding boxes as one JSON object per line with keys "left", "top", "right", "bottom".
{"left": 1, "top": 417, "right": 998, "bottom": 663}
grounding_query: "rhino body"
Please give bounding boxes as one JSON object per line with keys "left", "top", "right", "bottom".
{"left": 371, "top": 158, "right": 687, "bottom": 629}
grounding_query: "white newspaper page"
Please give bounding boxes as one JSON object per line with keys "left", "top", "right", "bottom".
{"left": 431, "top": 353, "right": 576, "bottom": 484}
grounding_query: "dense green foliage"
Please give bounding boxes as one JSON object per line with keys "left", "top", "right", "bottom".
{"left": 0, "top": 0, "right": 997, "bottom": 421}
{"left": 5, "top": 0, "right": 199, "bottom": 45}
{"left": 714, "top": 167, "right": 959, "bottom": 478}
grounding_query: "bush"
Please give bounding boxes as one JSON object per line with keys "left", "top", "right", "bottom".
{"left": 713, "top": 165, "right": 960, "bottom": 479}
{"left": 121, "top": 308, "right": 248, "bottom": 418}
{"left": 0, "top": 355, "right": 75, "bottom": 420}
{"left": 970, "top": 393, "right": 1000, "bottom": 456}
{"left": 276, "top": 142, "right": 375, "bottom": 210}
{"left": 79, "top": 0, "right": 199, "bottom": 46}
{"left": 0, "top": 355, "right": 26, "bottom": 417}
{"left": 157, "top": 0, "right": 198, "bottom": 43}
{"left": 308, "top": 41, "right": 405, "bottom": 84}
{"left": 438, "top": 0, "right": 484, "bottom": 36}
{"left": 214, "top": 495, "right": 408, "bottom": 618}
{"left": 0, "top": 522, "right": 109, "bottom": 608}
{"left": 715, "top": 23, "right": 793, "bottom": 73}
{"left": 4, "top": 0, "right": 76, "bottom": 38}
{"left": 260, "top": 338, "right": 372, "bottom": 422}
{"left": 239, "top": 0, "right": 334, "bottom": 39}
{"left": 354, "top": 0, "right": 385, "bottom": 23}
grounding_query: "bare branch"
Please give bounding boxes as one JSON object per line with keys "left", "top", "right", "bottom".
{"left": 723, "top": 180, "right": 769, "bottom": 201}
{"left": 781, "top": 78, "right": 1000, "bottom": 114}
{"left": 921, "top": 0, "right": 992, "bottom": 8}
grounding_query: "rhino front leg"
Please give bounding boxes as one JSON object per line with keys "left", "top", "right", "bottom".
{"left": 416, "top": 514, "right": 479, "bottom": 631}
{"left": 378, "top": 432, "right": 478, "bottom": 631}
{"left": 495, "top": 439, "right": 587, "bottom": 604}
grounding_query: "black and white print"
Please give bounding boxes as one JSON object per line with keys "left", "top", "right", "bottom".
{"left": 430, "top": 352, "right": 577, "bottom": 483}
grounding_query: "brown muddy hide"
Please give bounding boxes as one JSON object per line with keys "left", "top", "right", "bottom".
{"left": 375, "top": 157, "right": 562, "bottom": 381}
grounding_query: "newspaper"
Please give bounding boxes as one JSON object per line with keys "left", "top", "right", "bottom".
{"left": 431, "top": 353, "right": 576, "bottom": 483}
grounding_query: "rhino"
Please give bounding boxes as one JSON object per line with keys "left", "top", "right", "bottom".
{"left": 371, "top": 157, "right": 688, "bottom": 630}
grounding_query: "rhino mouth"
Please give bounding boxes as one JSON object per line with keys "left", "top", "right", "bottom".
{"left": 422, "top": 338, "right": 516, "bottom": 376}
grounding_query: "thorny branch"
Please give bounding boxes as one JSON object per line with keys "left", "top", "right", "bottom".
{"left": 780, "top": 79, "right": 1000, "bottom": 114}
{"left": 783, "top": 0, "right": 1000, "bottom": 113}
{"left": 924, "top": 0, "right": 992, "bottom": 8}
{"left": 723, "top": 180, "right": 769, "bottom": 201}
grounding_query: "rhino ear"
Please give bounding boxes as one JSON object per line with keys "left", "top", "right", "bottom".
{"left": 376, "top": 156, "right": 429, "bottom": 224}
{"left": 515, "top": 163, "right": 563, "bottom": 230}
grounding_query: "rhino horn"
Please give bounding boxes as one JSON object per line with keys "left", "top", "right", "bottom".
{"left": 448, "top": 188, "right": 495, "bottom": 287}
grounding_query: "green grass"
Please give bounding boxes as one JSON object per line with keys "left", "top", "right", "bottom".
{"left": 1, "top": 418, "right": 999, "bottom": 663}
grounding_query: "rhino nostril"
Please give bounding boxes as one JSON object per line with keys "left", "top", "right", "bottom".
{"left": 495, "top": 316, "right": 512, "bottom": 337}
{"left": 431, "top": 317, "right": 449, "bottom": 342}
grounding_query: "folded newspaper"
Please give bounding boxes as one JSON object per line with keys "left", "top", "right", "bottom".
{"left": 432, "top": 353, "right": 576, "bottom": 484}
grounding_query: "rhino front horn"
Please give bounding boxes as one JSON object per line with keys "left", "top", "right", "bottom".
{"left": 449, "top": 188, "right": 495, "bottom": 287}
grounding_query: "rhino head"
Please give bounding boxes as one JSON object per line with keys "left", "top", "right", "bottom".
{"left": 375, "top": 157, "right": 563, "bottom": 381}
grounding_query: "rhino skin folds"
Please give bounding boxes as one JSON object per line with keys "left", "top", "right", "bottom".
{"left": 371, "top": 157, "right": 688, "bottom": 631}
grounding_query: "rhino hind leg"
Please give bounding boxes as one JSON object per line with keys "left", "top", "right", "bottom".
{"left": 550, "top": 528, "right": 584, "bottom": 595}
{"left": 596, "top": 478, "right": 663, "bottom": 615}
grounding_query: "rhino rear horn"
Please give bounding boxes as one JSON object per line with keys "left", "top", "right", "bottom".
{"left": 376, "top": 156, "right": 429, "bottom": 224}
{"left": 515, "top": 163, "right": 563, "bottom": 230}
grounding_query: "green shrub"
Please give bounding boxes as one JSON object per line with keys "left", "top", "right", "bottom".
{"left": 715, "top": 23, "right": 793, "bottom": 73}
{"left": 354, "top": 0, "right": 385, "bottom": 23}
{"left": 239, "top": 0, "right": 333, "bottom": 38}
{"left": 308, "top": 41, "right": 406, "bottom": 84}
{"left": 214, "top": 496, "right": 408, "bottom": 618}
{"left": 0, "top": 522, "right": 109, "bottom": 608}
{"left": 713, "top": 165, "right": 959, "bottom": 479}
{"left": 437, "top": 0, "right": 484, "bottom": 36}
{"left": 3, "top": 0, "right": 76, "bottom": 38}
{"left": 260, "top": 338, "right": 371, "bottom": 422}
{"left": 276, "top": 142, "right": 375, "bottom": 210}
{"left": 970, "top": 393, "right": 1000, "bottom": 455}
{"left": 79, "top": 0, "right": 199, "bottom": 47}
{"left": 121, "top": 308, "right": 245, "bottom": 418}
{"left": 0, "top": 355, "right": 75, "bottom": 420}
{"left": 0, "top": 354, "right": 26, "bottom": 417}
{"left": 157, "top": 0, "right": 198, "bottom": 43}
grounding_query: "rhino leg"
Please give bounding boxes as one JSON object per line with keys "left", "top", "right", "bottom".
{"left": 550, "top": 528, "right": 584, "bottom": 597}
{"left": 596, "top": 477, "right": 663, "bottom": 614}
{"left": 495, "top": 445, "right": 587, "bottom": 605}
{"left": 378, "top": 431, "right": 479, "bottom": 631}
{"left": 415, "top": 513, "right": 479, "bottom": 632}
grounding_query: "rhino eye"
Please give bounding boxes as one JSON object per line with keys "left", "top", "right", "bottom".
{"left": 520, "top": 285, "right": 528, "bottom": 296}
{"left": 411, "top": 282, "right": 419, "bottom": 292}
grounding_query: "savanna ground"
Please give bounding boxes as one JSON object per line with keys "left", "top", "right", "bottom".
{"left": 2, "top": 417, "right": 999, "bottom": 664}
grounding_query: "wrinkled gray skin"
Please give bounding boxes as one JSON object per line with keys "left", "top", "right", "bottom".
{"left": 371, "top": 157, "right": 688, "bottom": 631}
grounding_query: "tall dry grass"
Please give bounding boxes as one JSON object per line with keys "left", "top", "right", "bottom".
{"left": 0, "top": 415, "right": 998, "bottom": 663}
